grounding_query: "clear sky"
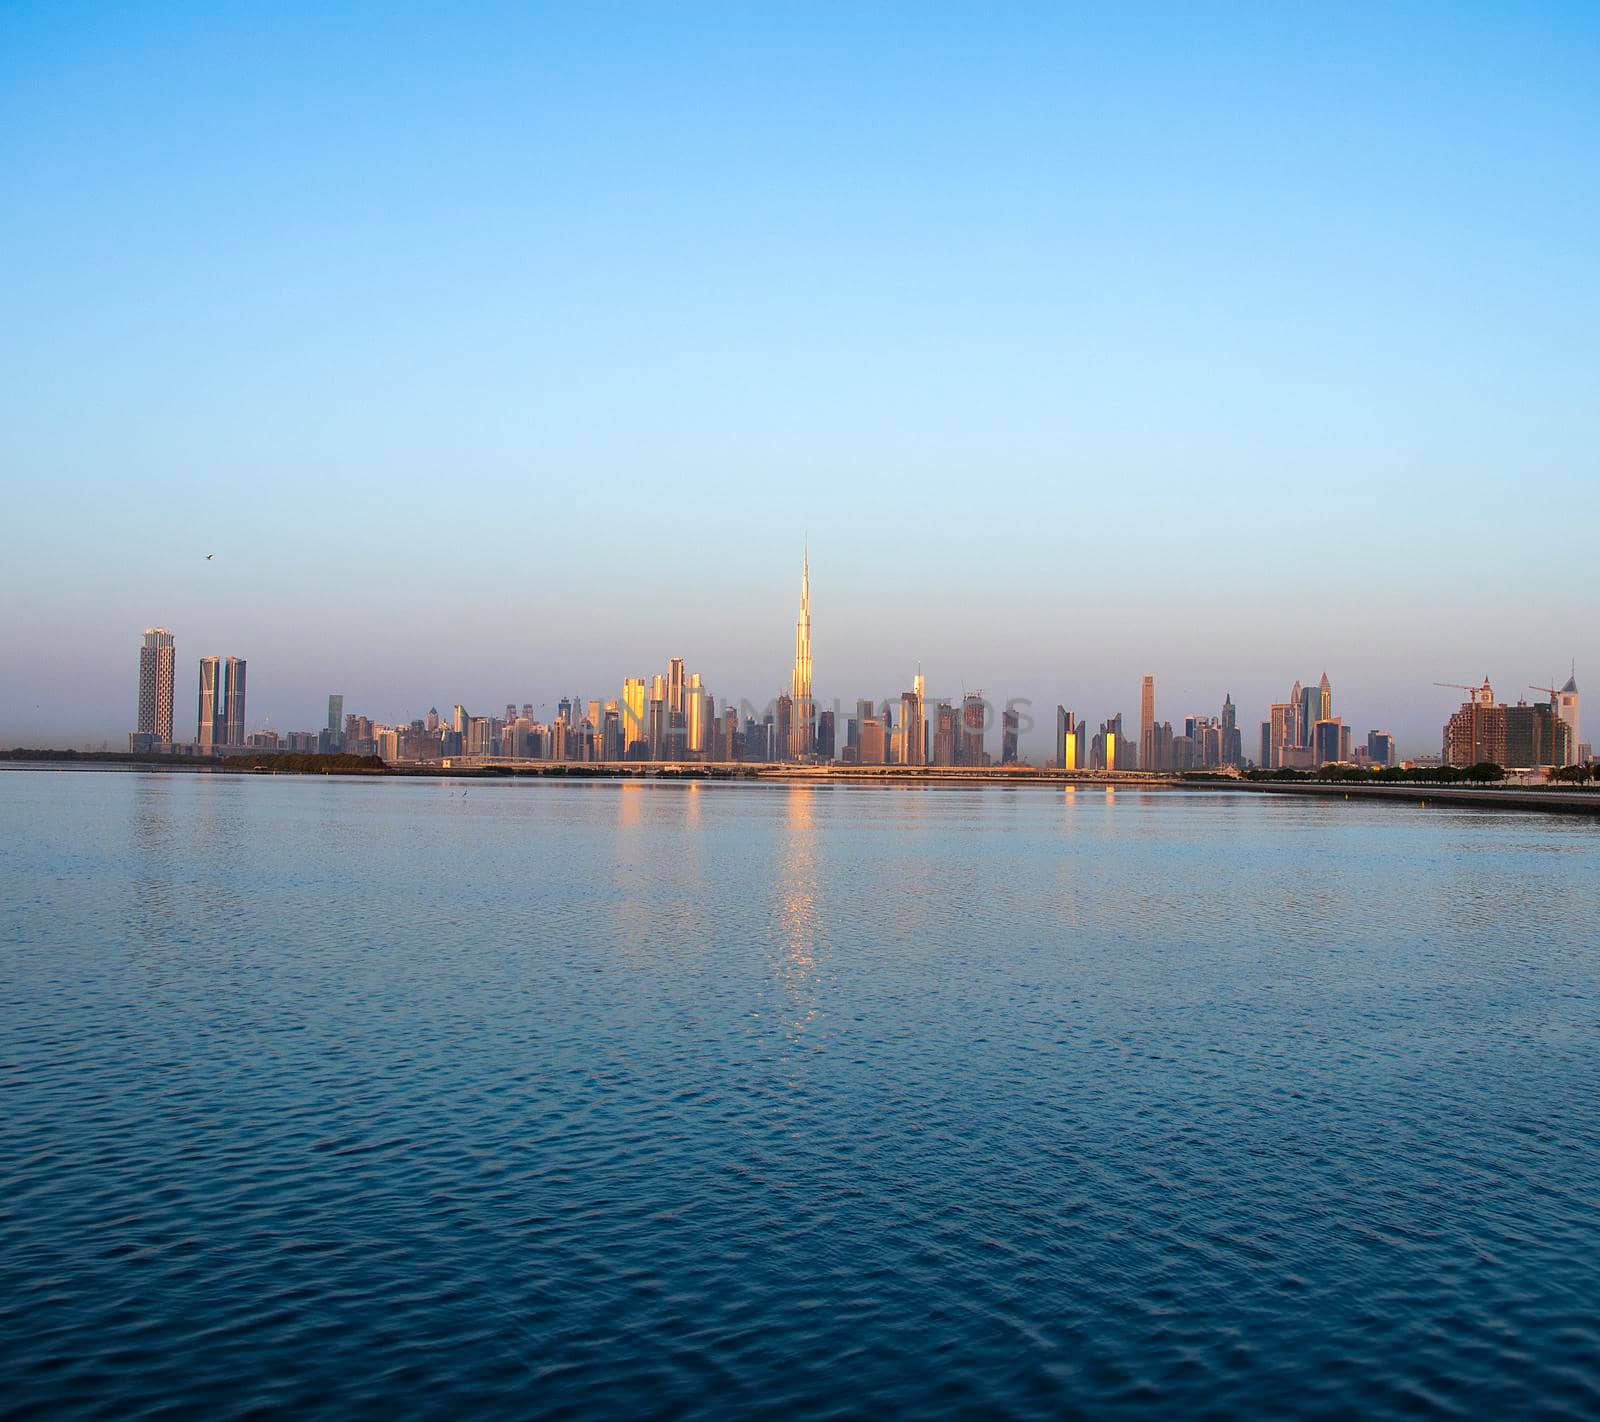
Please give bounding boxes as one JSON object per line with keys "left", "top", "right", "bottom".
{"left": 2, "top": 1, "right": 1595, "bottom": 756}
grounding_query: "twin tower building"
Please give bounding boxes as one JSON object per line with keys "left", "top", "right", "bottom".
{"left": 131, "top": 627, "right": 246, "bottom": 753}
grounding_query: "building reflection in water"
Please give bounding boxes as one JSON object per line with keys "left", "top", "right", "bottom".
{"left": 609, "top": 781, "right": 656, "bottom": 958}
{"left": 609, "top": 782, "right": 710, "bottom": 964}
{"left": 616, "top": 778, "right": 646, "bottom": 833}
{"left": 772, "top": 785, "right": 821, "bottom": 1043}
{"left": 128, "top": 774, "right": 183, "bottom": 954}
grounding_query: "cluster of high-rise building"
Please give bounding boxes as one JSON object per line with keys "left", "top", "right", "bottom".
{"left": 127, "top": 558, "right": 1586, "bottom": 773}
{"left": 1256, "top": 673, "right": 1373, "bottom": 770}
{"left": 837, "top": 678, "right": 990, "bottom": 767}
{"left": 1045, "top": 680, "right": 1243, "bottom": 773}
{"left": 1134, "top": 675, "right": 1245, "bottom": 771}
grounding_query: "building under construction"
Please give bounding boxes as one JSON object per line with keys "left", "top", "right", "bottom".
{"left": 1441, "top": 679, "right": 1572, "bottom": 768}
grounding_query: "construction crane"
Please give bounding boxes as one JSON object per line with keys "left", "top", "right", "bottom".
{"left": 1435, "top": 679, "right": 1494, "bottom": 705}
{"left": 1529, "top": 682, "right": 1580, "bottom": 767}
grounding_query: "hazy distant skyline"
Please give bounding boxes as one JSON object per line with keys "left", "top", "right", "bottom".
{"left": 2, "top": 549, "right": 1582, "bottom": 760}
{"left": 2, "top": 3, "right": 1595, "bottom": 755}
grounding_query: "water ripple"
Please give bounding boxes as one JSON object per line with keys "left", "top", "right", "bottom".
{"left": 1, "top": 774, "right": 1598, "bottom": 1417}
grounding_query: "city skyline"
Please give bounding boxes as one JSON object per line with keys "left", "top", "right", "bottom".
{"left": 5, "top": 8, "right": 1599, "bottom": 1420}
{"left": 2, "top": 5, "right": 1596, "bottom": 754}
{"left": 91, "top": 550, "right": 1583, "bottom": 769}
{"left": 7, "top": 533, "right": 1590, "bottom": 759}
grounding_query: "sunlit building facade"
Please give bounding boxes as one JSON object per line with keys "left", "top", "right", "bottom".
{"left": 622, "top": 677, "right": 646, "bottom": 757}
{"left": 1139, "top": 675, "right": 1155, "bottom": 772}
{"left": 135, "top": 628, "right": 175, "bottom": 747}
{"left": 790, "top": 549, "right": 813, "bottom": 759}
{"left": 1556, "top": 670, "right": 1579, "bottom": 767}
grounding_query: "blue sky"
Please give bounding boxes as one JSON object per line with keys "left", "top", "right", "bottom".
{"left": 1, "top": 1, "right": 1595, "bottom": 754}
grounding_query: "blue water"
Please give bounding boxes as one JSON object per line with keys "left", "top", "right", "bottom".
{"left": 2, "top": 771, "right": 1599, "bottom": 1418}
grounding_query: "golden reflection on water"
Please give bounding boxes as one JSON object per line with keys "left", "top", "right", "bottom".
{"left": 616, "top": 779, "right": 645, "bottom": 832}
{"left": 773, "top": 785, "right": 821, "bottom": 1042}
{"left": 610, "top": 783, "right": 710, "bottom": 963}
{"left": 609, "top": 781, "right": 660, "bottom": 958}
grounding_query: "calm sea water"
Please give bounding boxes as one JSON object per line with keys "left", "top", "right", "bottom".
{"left": 2, "top": 771, "right": 1599, "bottom": 1419}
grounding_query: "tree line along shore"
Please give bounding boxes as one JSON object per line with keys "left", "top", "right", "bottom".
{"left": 4, "top": 747, "right": 1596, "bottom": 792}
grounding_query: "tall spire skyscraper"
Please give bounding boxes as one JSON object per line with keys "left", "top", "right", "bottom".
{"left": 790, "top": 546, "right": 813, "bottom": 759}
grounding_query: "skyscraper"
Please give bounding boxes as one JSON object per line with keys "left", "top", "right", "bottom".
{"left": 601, "top": 704, "right": 624, "bottom": 761}
{"left": 1297, "top": 681, "right": 1319, "bottom": 749}
{"left": 622, "top": 677, "right": 647, "bottom": 757}
{"left": 1312, "top": 718, "right": 1342, "bottom": 766}
{"left": 895, "top": 690, "right": 920, "bottom": 766}
{"left": 1556, "top": 667, "right": 1580, "bottom": 767}
{"left": 915, "top": 668, "right": 928, "bottom": 764}
{"left": 687, "top": 673, "right": 710, "bottom": 755}
{"left": 222, "top": 658, "right": 246, "bottom": 746}
{"left": 1056, "top": 706, "right": 1079, "bottom": 769}
{"left": 933, "top": 701, "right": 958, "bottom": 765}
{"left": 135, "top": 628, "right": 175, "bottom": 746}
{"left": 1267, "top": 702, "right": 1294, "bottom": 768}
{"left": 647, "top": 688, "right": 666, "bottom": 759}
{"left": 896, "top": 672, "right": 926, "bottom": 767}
{"left": 790, "top": 548, "right": 813, "bottom": 759}
{"left": 776, "top": 693, "right": 794, "bottom": 761}
{"left": 197, "top": 657, "right": 220, "bottom": 751}
{"left": 668, "top": 658, "right": 686, "bottom": 719}
{"left": 327, "top": 694, "right": 345, "bottom": 750}
{"left": 1139, "top": 675, "right": 1156, "bottom": 771}
{"left": 1220, "top": 693, "right": 1241, "bottom": 768}
{"left": 1318, "top": 671, "right": 1333, "bottom": 725}
{"left": 960, "top": 693, "right": 985, "bottom": 766}
{"left": 859, "top": 714, "right": 886, "bottom": 765}
{"left": 853, "top": 699, "right": 874, "bottom": 752}
{"left": 1001, "top": 707, "right": 1020, "bottom": 765}
{"left": 1092, "top": 713, "right": 1125, "bottom": 771}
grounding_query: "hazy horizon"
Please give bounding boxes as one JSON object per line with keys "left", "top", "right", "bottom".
{"left": 2, "top": 3, "right": 1595, "bottom": 757}
{"left": 0, "top": 555, "right": 1580, "bottom": 760}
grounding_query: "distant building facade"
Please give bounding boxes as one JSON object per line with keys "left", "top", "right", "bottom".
{"left": 1442, "top": 679, "right": 1571, "bottom": 768}
{"left": 134, "top": 628, "right": 175, "bottom": 748}
{"left": 960, "top": 693, "right": 986, "bottom": 766}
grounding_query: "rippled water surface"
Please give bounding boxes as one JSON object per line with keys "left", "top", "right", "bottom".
{"left": 3, "top": 771, "right": 1599, "bottom": 1418}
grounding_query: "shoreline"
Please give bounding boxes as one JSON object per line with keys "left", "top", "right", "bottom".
{"left": 1216, "top": 779, "right": 1600, "bottom": 817}
{"left": 4, "top": 753, "right": 1598, "bottom": 815}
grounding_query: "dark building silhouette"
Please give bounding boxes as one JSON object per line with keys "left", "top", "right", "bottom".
{"left": 960, "top": 693, "right": 986, "bottom": 766}
{"left": 817, "top": 709, "right": 836, "bottom": 760}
